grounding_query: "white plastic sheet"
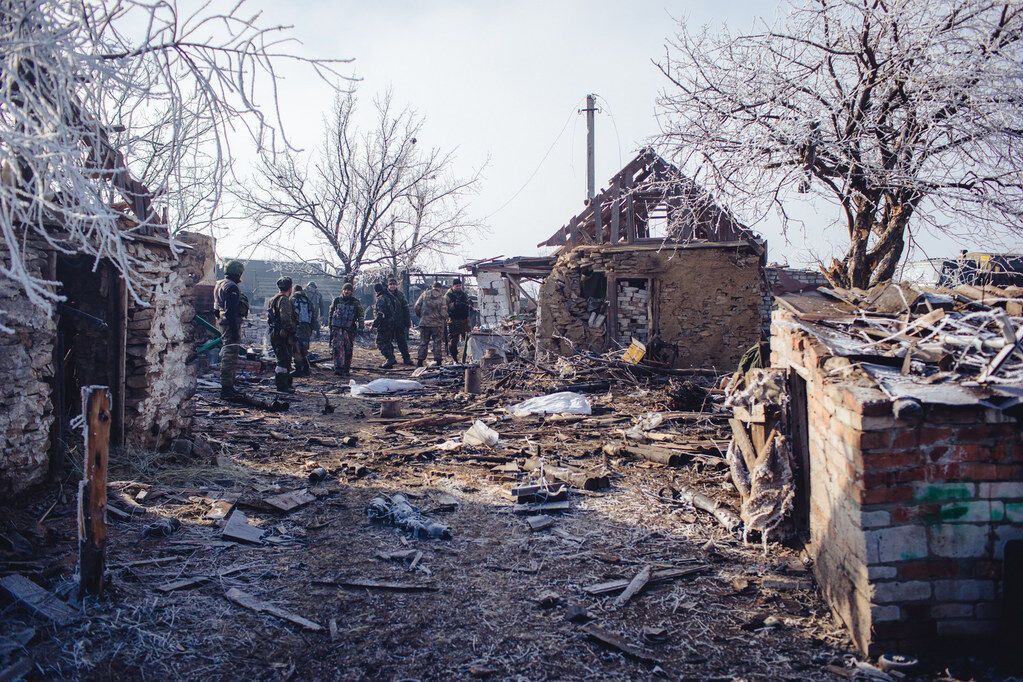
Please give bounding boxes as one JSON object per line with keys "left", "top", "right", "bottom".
{"left": 508, "top": 391, "right": 592, "bottom": 417}
{"left": 462, "top": 420, "right": 500, "bottom": 447}
{"left": 348, "top": 378, "right": 424, "bottom": 397}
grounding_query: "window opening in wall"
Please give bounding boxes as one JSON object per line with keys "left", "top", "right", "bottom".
{"left": 1005, "top": 540, "right": 1023, "bottom": 637}
{"left": 616, "top": 277, "right": 650, "bottom": 345}
{"left": 580, "top": 270, "right": 607, "bottom": 330}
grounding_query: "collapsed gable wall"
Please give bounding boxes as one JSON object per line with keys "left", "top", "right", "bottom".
{"left": 537, "top": 242, "right": 764, "bottom": 369}
{"left": 0, "top": 230, "right": 213, "bottom": 495}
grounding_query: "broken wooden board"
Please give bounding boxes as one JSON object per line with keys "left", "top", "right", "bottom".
{"left": 225, "top": 587, "right": 322, "bottom": 631}
{"left": 612, "top": 565, "right": 652, "bottom": 609}
{"left": 156, "top": 576, "right": 210, "bottom": 593}
{"left": 582, "top": 565, "right": 706, "bottom": 596}
{"left": 525, "top": 515, "right": 555, "bottom": 532}
{"left": 384, "top": 413, "right": 468, "bottom": 432}
{"left": 313, "top": 577, "right": 437, "bottom": 592}
{"left": 264, "top": 488, "right": 316, "bottom": 512}
{"left": 510, "top": 483, "right": 568, "bottom": 503}
{"left": 222, "top": 509, "right": 265, "bottom": 544}
{"left": 0, "top": 574, "right": 76, "bottom": 625}
{"left": 579, "top": 623, "right": 660, "bottom": 666}
{"left": 512, "top": 500, "right": 571, "bottom": 514}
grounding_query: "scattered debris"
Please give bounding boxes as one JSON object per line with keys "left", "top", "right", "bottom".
{"left": 579, "top": 623, "right": 661, "bottom": 666}
{"left": 224, "top": 588, "right": 323, "bottom": 631}
{"left": 139, "top": 518, "right": 181, "bottom": 541}
{"left": 222, "top": 509, "right": 265, "bottom": 544}
{"left": 366, "top": 494, "right": 452, "bottom": 540}
{"left": 314, "top": 577, "right": 438, "bottom": 592}
{"left": 264, "top": 489, "right": 316, "bottom": 512}
{"left": 0, "top": 575, "right": 76, "bottom": 625}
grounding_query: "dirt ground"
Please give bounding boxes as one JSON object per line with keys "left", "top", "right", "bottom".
{"left": 0, "top": 339, "right": 1010, "bottom": 680}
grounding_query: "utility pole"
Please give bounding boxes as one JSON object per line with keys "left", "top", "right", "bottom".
{"left": 582, "top": 94, "right": 598, "bottom": 202}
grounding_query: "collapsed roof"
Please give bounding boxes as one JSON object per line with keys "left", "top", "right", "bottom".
{"left": 538, "top": 148, "right": 754, "bottom": 250}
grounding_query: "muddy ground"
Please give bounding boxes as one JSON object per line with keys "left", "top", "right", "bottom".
{"left": 0, "top": 340, "right": 1013, "bottom": 680}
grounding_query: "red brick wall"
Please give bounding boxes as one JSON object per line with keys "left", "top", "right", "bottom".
{"left": 770, "top": 309, "right": 1023, "bottom": 655}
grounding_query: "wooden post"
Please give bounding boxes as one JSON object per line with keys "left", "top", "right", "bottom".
{"left": 78, "top": 385, "right": 111, "bottom": 597}
{"left": 464, "top": 365, "right": 481, "bottom": 394}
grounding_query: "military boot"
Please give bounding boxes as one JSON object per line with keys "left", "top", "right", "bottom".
{"left": 380, "top": 357, "right": 396, "bottom": 369}
{"left": 275, "top": 371, "right": 291, "bottom": 391}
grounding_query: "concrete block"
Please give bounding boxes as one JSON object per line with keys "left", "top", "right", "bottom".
{"left": 913, "top": 482, "right": 976, "bottom": 503}
{"left": 868, "top": 566, "right": 898, "bottom": 580}
{"left": 871, "top": 604, "right": 902, "bottom": 623}
{"left": 865, "top": 525, "right": 928, "bottom": 563}
{"left": 937, "top": 500, "right": 994, "bottom": 523}
{"left": 1005, "top": 502, "right": 1023, "bottom": 523}
{"left": 930, "top": 603, "right": 974, "bottom": 619}
{"left": 929, "top": 523, "right": 989, "bottom": 558}
{"left": 980, "top": 482, "right": 1023, "bottom": 499}
{"left": 871, "top": 580, "right": 931, "bottom": 603}
{"left": 933, "top": 579, "right": 996, "bottom": 602}
{"left": 859, "top": 508, "right": 891, "bottom": 532}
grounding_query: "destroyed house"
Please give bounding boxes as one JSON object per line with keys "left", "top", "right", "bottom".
{"left": 532, "top": 149, "right": 767, "bottom": 370}
{"left": 1, "top": 218, "right": 215, "bottom": 497}
{"left": 762, "top": 283, "right": 1023, "bottom": 654}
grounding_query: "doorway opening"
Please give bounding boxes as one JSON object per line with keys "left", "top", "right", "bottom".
{"left": 50, "top": 256, "right": 125, "bottom": 474}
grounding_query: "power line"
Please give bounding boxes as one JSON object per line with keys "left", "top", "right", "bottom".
{"left": 483, "top": 97, "right": 585, "bottom": 221}
{"left": 595, "top": 93, "right": 623, "bottom": 170}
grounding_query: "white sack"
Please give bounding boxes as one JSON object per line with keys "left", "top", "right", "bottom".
{"left": 509, "top": 391, "right": 592, "bottom": 417}
{"left": 349, "top": 378, "right": 424, "bottom": 397}
{"left": 462, "top": 420, "right": 500, "bottom": 448}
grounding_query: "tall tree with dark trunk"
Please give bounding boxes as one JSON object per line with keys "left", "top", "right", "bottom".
{"left": 655, "top": 0, "right": 1023, "bottom": 288}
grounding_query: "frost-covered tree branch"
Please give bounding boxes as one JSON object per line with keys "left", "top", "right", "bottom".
{"left": 654, "top": 0, "right": 1023, "bottom": 288}
{"left": 238, "top": 87, "right": 481, "bottom": 282}
{"left": 0, "top": 0, "right": 349, "bottom": 331}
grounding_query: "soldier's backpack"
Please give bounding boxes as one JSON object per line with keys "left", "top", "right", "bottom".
{"left": 294, "top": 294, "right": 312, "bottom": 325}
{"left": 267, "top": 295, "right": 282, "bottom": 332}
{"left": 331, "top": 299, "right": 357, "bottom": 330}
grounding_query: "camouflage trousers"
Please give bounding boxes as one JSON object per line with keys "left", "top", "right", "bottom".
{"left": 221, "top": 343, "right": 241, "bottom": 391}
{"left": 331, "top": 328, "right": 355, "bottom": 372}
{"left": 417, "top": 325, "right": 444, "bottom": 364}
{"left": 376, "top": 326, "right": 410, "bottom": 361}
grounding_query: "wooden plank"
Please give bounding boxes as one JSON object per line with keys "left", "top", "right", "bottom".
{"left": 222, "top": 509, "right": 265, "bottom": 544}
{"left": 156, "top": 576, "right": 210, "bottom": 593}
{"left": 264, "top": 489, "right": 316, "bottom": 512}
{"left": 314, "top": 578, "right": 438, "bottom": 592}
{"left": 612, "top": 565, "right": 652, "bottom": 608}
{"left": 609, "top": 181, "right": 621, "bottom": 243}
{"left": 225, "top": 588, "right": 322, "bottom": 631}
{"left": 582, "top": 565, "right": 705, "bottom": 596}
{"left": 0, "top": 574, "right": 76, "bottom": 625}
{"left": 729, "top": 418, "right": 758, "bottom": 471}
{"left": 580, "top": 624, "right": 660, "bottom": 666}
{"left": 526, "top": 515, "right": 555, "bottom": 532}
{"left": 78, "top": 385, "right": 111, "bottom": 597}
{"left": 606, "top": 274, "right": 618, "bottom": 349}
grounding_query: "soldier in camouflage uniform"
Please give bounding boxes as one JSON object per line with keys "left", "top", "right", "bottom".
{"left": 373, "top": 282, "right": 400, "bottom": 368}
{"left": 387, "top": 277, "right": 414, "bottom": 366}
{"left": 413, "top": 281, "right": 448, "bottom": 367}
{"left": 213, "top": 260, "right": 248, "bottom": 399}
{"left": 267, "top": 277, "right": 297, "bottom": 391}
{"left": 291, "top": 285, "right": 314, "bottom": 377}
{"left": 328, "top": 282, "right": 364, "bottom": 376}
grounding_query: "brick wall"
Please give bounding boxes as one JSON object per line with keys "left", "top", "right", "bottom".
{"left": 770, "top": 309, "right": 1023, "bottom": 655}
{"left": 760, "top": 267, "right": 828, "bottom": 337}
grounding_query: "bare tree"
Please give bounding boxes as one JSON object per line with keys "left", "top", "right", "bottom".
{"left": 0, "top": 0, "right": 347, "bottom": 331}
{"left": 239, "top": 88, "right": 479, "bottom": 281}
{"left": 655, "top": 0, "right": 1023, "bottom": 288}
{"left": 380, "top": 169, "right": 483, "bottom": 276}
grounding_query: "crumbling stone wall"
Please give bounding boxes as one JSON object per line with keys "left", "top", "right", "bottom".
{"left": 771, "top": 309, "right": 1023, "bottom": 655}
{"left": 0, "top": 232, "right": 56, "bottom": 496}
{"left": 537, "top": 243, "right": 764, "bottom": 370}
{"left": 123, "top": 232, "right": 214, "bottom": 449}
{"left": 0, "top": 230, "right": 213, "bottom": 495}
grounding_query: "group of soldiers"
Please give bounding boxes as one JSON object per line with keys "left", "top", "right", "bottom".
{"left": 213, "top": 261, "right": 475, "bottom": 398}
{"left": 373, "top": 276, "right": 475, "bottom": 369}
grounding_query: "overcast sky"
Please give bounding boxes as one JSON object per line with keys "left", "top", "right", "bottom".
{"left": 215, "top": 0, "right": 1021, "bottom": 270}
